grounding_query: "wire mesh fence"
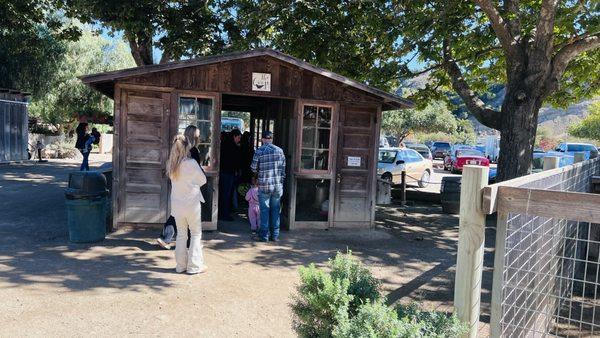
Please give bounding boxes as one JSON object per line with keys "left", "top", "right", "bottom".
{"left": 494, "top": 158, "right": 600, "bottom": 337}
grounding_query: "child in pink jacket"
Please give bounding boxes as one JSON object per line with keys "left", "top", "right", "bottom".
{"left": 245, "top": 178, "right": 260, "bottom": 235}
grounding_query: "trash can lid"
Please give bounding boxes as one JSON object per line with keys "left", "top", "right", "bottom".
{"left": 65, "top": 187, "right": 107, "bottom": 200}
{"left": 68, "top": 171, "right": 108, "bottom": 195}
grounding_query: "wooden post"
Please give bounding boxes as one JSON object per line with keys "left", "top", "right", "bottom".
{"left": 574, "top": 152, "right": 586, "bottom": 163}
{"left": 454, "top": 165, "right": 489, "bottom": 338}
{"left": 543, "top": 156, "right": 560, "bottom": 171}
{"left": 401, "top": 170, "right": 406, "bottom": 206}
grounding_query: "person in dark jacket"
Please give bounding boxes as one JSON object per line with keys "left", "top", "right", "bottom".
{"left": 75, "top": 122, "right": 91, "bottom": 171}
{"left": 218, "top": 129, "right": 242, "bottom": 221}
{"left": 240, "top": 131, "right": 255, "bottom": 184}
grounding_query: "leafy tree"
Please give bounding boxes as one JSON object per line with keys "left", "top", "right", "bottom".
{"left": 394, "top": 0, "right": 600, "bottom": 180}
{"left": 568, "top": 102, "right": 600, "bottom": 141}
{"left": 0, "top": 25, "right": 67, "bottom": 96}
{"left": 382, "top": 101, "right": 457, "bottom": 142}
{"left": 224, "top": 0, "right": 403, "bottom": 90}
{"left": 66, "top": 0, "right": 226, "bottom": 66}
{"left": 29, "top": 25, "right": 135, "bottom": 132}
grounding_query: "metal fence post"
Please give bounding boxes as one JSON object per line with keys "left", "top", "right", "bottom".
{"left": 454, "top": 165, "right": 489, "bottom": 338}
{"left": 401, "top": 170, "right": 406, "bottom": 206}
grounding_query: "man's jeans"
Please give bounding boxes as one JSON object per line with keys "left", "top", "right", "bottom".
{"left": 80, "top": 150, "right": 90, "bottom": 171}
{"left": 258, "top": 188, "right": 282, "bottom": 240}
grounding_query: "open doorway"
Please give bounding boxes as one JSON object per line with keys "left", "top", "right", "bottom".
{"left": 218, "top": 94, "right": 296, "bottom": 232}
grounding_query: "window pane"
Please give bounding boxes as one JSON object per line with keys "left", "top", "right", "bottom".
{"left": 302, "top": 127, "right": 316, "bottom": 148}
{"left": 295, "top": 179, "right": 330, "bottom": 222}
{"left": 303, "top": 105, "right": 318, "bottom": 124}
{"left": 318, "top": 107, "right": 331, "bottom": 127}
{"left": 197, "top": 144, "right": 211, "bottom": 166}
{"left": 317, "top": 129, "right": 330, "bottom": 149}
{"left": 198, "top": 121, "right": 211, "bottom": 144}
{"left": 196, "top": 98, "right": 213, "bottom": 121}
{"left": 180, "top": 98, "right": 196, "bottom": 119}
{"left": 179, "top": 96, "right": 214, "bottom": 168}
{"left": 301, "top": 149, "right": 315, "bottom": 170}
{"left": 315, "top": 150, "right": 329, "bottom": 170}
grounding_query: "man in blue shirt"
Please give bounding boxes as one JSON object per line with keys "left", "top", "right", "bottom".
{"left": 251, "top": 131, "right": 286, "bottom": 242}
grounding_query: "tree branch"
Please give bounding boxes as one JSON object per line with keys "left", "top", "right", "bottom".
{"left": 407, "top": 45, "right": 501, "bottom": 77}
{"left": 474, "top": 0, "right": 516, "bottom": 56}
{"left": 531, "top": 0, "right": 559, "bottom": 54}
{"left": 504, "top": 0, "right": 521, "bottom": 38}
{"left": 159, "top": 50, "right": 172, "bottom": 64}
{"left": 443, "top": 39, "right": 500, "bottom": 129}
{"left": 546, "top": 32, "right": 600, "bottom": 93}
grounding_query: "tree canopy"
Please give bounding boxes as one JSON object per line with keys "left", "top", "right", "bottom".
{"left": 568, "top": 102, "right": 600, "bottom": 141}
{"left": 29, "top": 25, "right": 135, "bottom": 131}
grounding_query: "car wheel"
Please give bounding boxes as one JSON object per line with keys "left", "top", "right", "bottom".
{"left": 419, "top": 170, "right": 430, "bottom": 188}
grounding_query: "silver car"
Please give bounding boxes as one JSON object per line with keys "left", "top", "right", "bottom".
{"left": 377, "top": 148, "right": 433, "bottom": 188}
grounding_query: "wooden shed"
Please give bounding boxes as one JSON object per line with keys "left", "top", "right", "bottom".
{"left": 81, "top": 49, "right": 412, "bottom": 230}
{"left": 0, "top": 89, "right": 30, "bottom": 163}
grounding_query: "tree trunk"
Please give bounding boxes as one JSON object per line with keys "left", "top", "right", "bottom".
{"left": 496, "top": 90, "right": 543, "bottom": 182}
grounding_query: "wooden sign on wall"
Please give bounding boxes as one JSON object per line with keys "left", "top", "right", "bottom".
{"left": 252, "top": 72, "right": 271, "bottom": 92}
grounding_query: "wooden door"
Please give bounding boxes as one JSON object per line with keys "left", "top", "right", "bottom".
{"left": 332, "top": 104, "right": 379, "bottom": 227}
{"left": 119, "top": 89, "right": 171, "bottom": 224}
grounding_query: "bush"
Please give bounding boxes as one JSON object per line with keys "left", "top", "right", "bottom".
{"left": 291, "top": 252, "right": 468, "bottom": 338}
{"left": 291, "top": 264, "right": 352, "bottom": 338}
{"left": 333, "top": 301, "right": 423, "bottom": 338}
{"left": 396, "top": 303, "right": 468, "bottom": 338}
{"left": 329, "top": 251, "right": 381, "bottom": 315}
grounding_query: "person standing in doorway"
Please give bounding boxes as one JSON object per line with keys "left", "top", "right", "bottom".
{"left": 218, "top": 129, "right": 241, "bottom": 221}
{"left": 251, "top": 130, "right": 286, "bottom": 242}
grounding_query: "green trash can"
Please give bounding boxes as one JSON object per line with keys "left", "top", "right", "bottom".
{"left": 65, "top": 171, "right": 108, "bottom": 243}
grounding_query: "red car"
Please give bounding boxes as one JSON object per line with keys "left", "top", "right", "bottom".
{"left": 444, "top": 149, "right": 489, "bottom": 173}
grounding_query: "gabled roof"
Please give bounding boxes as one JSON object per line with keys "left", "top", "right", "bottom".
{"left": 80, "top": 48, "right": 413, "bottom": 109}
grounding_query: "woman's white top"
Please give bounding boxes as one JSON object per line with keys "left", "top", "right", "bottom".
{"left": 170, "top": 158, "right": 207, "bottom": 214}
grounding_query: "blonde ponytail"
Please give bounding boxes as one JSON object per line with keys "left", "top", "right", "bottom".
{"left": 166, "top": 135, "right": 191, "bottom": 180}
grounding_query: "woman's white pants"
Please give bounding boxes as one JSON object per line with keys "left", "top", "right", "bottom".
{"left": 173, "top": 206, "right": 204, "bottom": 273}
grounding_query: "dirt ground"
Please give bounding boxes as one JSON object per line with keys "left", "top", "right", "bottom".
{"left": 0, "top": 156, "right": 493, "bottom": 337}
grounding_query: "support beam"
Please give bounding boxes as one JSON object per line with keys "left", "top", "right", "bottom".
{"left": 454, "top": 165, "right": 489, "bottom": 337}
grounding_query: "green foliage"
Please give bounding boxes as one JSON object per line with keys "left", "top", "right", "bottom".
{"left": 68, "top": 0, "right": 226, "bottom": 65}
{"left": 291, "top": 264, "right": 352, "bottom": 338}
{"left": 382, "top": 101, "right": 457, "bottom": 142}
{"left": 396, "top": 303, "right": 468, "bottom": 338}
{"left": 291, "top": 252, "right": 467, "bottom": 338}
{"left": 0, "top": 25, "right": 67, "bottom": 96}
{"left": 333, "top": 301, "right": 421, "bottom": 338}
{"left": 329, "top": 251, "right": 381, "bottom": 315}
{"left": 568, "top": 102, "right": 600, "bottom": 141}
{"left": 29, "top": 25, "right": 135, "bottom": 132}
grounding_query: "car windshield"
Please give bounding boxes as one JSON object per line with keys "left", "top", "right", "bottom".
{"left": 434, "top": 142, "right": 450, "bottom": 148}
{"left": 567, "top": 144, "right": 595, "bottom": 152}
{"left": 457, "top": 149, "right": 484, "bottom": 157}
{"left": 378, "top": 150, "right": 397, "bottom": 163}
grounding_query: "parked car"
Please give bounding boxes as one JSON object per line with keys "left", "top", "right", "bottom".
{"left": 443, "top": 144, "right": 475, "bottom": 169}
{"left": 377, "top": 148, "right": 433, "bottom": 188}
{"left": 554, "top": 142, "right": 598, "bottom": 160}
{"left": 379, "top": 136, "right": 390, "bottom": 148}
{"left": 221, "top": 117, "right": 244, "bottom": 132}
{"left": 406, "top": 143, "right": 433, "bottom": 160}
{"left": 444, "top": 148, "right": 490, "bottom": 174}
{"left": 431, "top": 141, "right": 451, "bottom": 159}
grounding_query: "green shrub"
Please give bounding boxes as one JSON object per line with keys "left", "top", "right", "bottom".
{"left": 291, "top": 252, "right": 467, "bottom": 338}
{"left": 396, "top": 303, "right": 469, "bottom": 337}
{"left": 333, "top": 301, "right": 423, "bottom": 338}
{"left": 291, "top": 264, "right": 352, "bottom": 338}
{"left": 329, "top": 251, "right": 381, "bottom": 315}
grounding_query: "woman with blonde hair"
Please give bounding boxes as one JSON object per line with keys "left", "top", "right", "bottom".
{"left": 166, "top": 134, "right": 207, "bottom": 274}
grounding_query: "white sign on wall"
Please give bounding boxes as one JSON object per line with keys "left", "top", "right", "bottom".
{"left": 252, "top": 72, "right": 271, "bottom": 92}
{"left": 347, "top": 156, "right": 362, "bottom": 167}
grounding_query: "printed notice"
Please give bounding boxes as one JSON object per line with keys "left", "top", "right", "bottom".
{"left": 347, "top": 156, "right": 361, "bottom": 167}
